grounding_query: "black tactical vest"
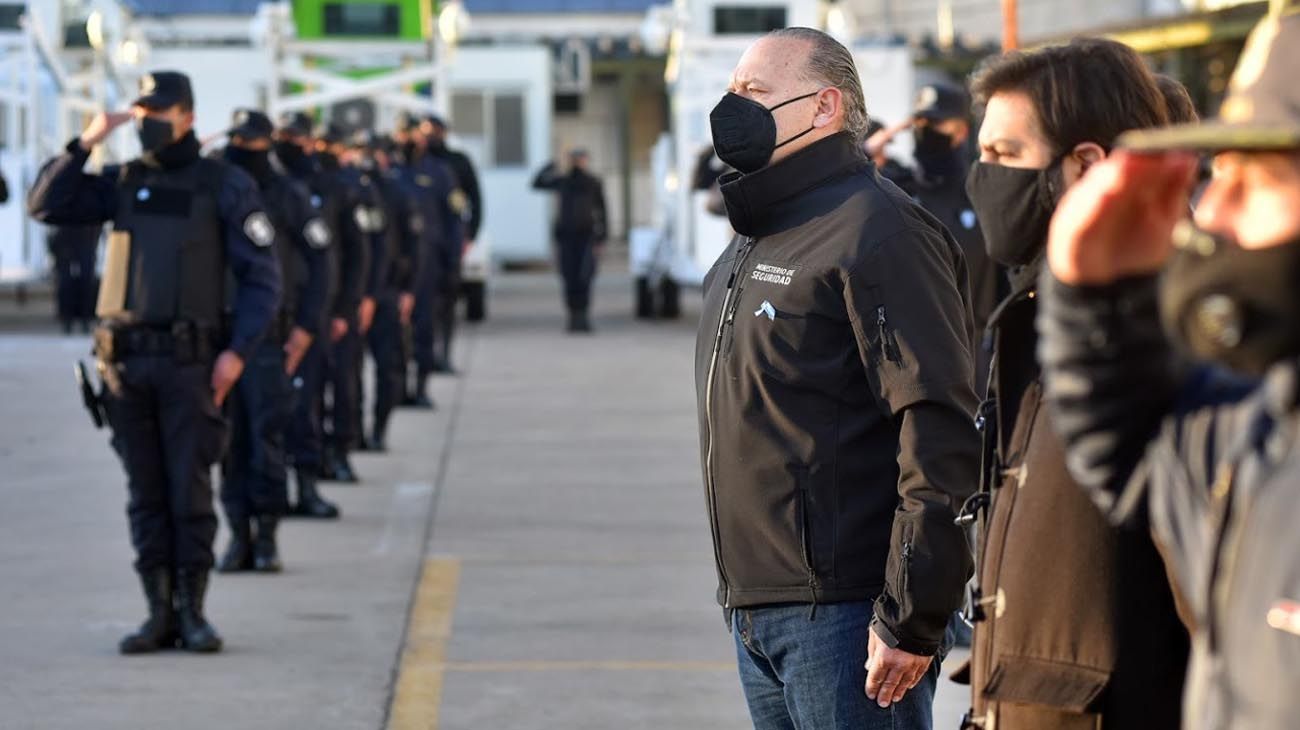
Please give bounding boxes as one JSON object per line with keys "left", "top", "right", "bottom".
{"left": 112, "top": 159, "right": 225, "bottom": 328}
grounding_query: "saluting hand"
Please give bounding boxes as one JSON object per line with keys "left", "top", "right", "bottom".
{"left": 1047, "top": 150, "right": 1198, "bottom": 286}
{"left": 864, "top": 626, "right": 932, "bottom": 709}
{"left": 211, "top": 350, "right": 245, "bottom": 408}
{"left": 79, "top": 111, "right": 135, "bottom": 152}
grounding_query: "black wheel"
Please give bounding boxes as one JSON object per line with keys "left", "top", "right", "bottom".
{"left": 635, "top": 276, "right": 655, "bottom": 319}
{"left": 657, "top": 277, "right": 681, "bottom": 319}
{"left": 464, "top": 281, "right": 487, "bottom": 322}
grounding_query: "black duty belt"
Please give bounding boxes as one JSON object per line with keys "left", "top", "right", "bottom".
{"left": 94, "top": 322, "right": 217, "bottom": 365}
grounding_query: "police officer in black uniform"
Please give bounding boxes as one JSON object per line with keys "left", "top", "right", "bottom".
{"left": 316, "top": 123, "right": 373, "bottom": 482}
{"left": 425, "top": 115, "right": 480, "bottom": 369}
{"left": 272, "top": 113, "right": 343, "bottom": 518}
{"left": 399, "top": 114, "right": 457, "bottom": 407}
{"left": 46, "top": 223, "right": 102, "bottom": 334}
{"left": 27, "top": 72, "right": 281, "bottom": 654}
{"left": 360, "top": 133, "right": 424, "bottom": 450}
{"left": 217, "top": 109, "right": 331, "bottom": 572}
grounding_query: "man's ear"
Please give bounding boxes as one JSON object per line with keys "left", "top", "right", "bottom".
{"left": 1073, "top": 141, "right": 1107, "bottom": 172}
{"left": 814, "top": 87, "right": 842, "bottom": 129}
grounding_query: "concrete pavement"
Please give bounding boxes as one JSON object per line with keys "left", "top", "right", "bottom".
{"left": 0, "top": 269, "right": 968, "bottom": 729}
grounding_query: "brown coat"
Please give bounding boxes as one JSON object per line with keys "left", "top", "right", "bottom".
{"left": 961, "top": 282, "right": 1189, "bottom": 730}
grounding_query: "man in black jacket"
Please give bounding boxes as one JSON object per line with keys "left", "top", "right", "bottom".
{"left": 697, "top": 28, "right": 978, "bottom": 729}
{"left": 532, "top": 150, "right": 608, "bottom": 333}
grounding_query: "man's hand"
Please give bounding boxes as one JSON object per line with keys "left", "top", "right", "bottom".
{"left": 210, "top": 350, "right": 245, "bottom": 407}
{"left": 463, "top": 238, "right": 475, "bottom": 257}
{"left": 1047, "top": 150, "right": 1199, "bottom": 286}
{"left": 80, "top": 111, "right": 135, "bottom": 152}
{"left": 864, "top": 119, "right": 913, "bottom": 160}
{"left": 864, "top": 625, "right": 932, "bottom": 709}
{"left": 283, "top": 326, "right": 314, "bottom": 375}
{"left": 330, "top": 317, "right": 349, "bottom": 343}
{"left": 398, "top": 292, "right": 415, "bottom": 325}
{"left": 358, "top": 297, "right": 376, "bottom": 335}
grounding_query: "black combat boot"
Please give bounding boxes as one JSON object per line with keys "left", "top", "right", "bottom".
{"left": 290, "top": 468, "right": 340, "bottom": 519}
{"left": 366, "top": 426, "right": 388, "bottom": 453}
{"left": 174, "top": 568, "right": 222, "bottom": 653}
{"left": 318, "top": 444, "right": 339, "bottom": 480}
{"left": 252, "top": 515, "right": 282, "bottom": 573}
{"left": 216, "top": 516, "right": 254, "bottom": 573}
{"left": 574, "top": 310, "right": 594, "bottom": 333}
{"left": 408, "top": 373, "right": 436, "bottom": 409}
{"left": 119, "top": 567, "right": 179, "bottom": 654}
{"left": 330, "top": 450, "right": 359, "bottom": 483}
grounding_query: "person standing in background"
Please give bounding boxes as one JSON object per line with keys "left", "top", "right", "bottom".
{"left": 532, "top": 150, "right": 608, "bottom": 333}
{"left": 46, "top": 223, "right": 101, "bottom": 334}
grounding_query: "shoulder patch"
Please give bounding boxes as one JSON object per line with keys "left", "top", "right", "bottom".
{"left": 310, "top": 194, "right": 323, "bottom": 210}
{"left": 960, "top": 209, "right": 978, "bottom": 230}
{"left": 448, "top": 189, "right": 469, "bottom": 216}
{"left": 304, "top": 218, "right": 331, "bottom": 249}
{"left": 244, "top": 211, "right": 276, "bottom": 248}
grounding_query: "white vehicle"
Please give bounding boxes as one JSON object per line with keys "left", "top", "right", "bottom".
{"left": 633, "top": 0, "right": 914, "bottom": 317}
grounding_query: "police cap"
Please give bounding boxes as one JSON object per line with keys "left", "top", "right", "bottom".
{"left": 424, "top": 114, "right": 448, "bottom": 130}
{"left": 277, "top": 111, "right": 314, "bottom": 138}
{"left": 913, "top": 82, "right": 968, "bottom": 122}
{"left": 315, "top": 121, "right": 349, "bottom": 146}
{"left": 228, "top": 108, "right": 273, "bottom": 142}
{"left": 1121, "top": 7, "right": 1300, "bottom": 152}
{"left": 133, "top": 71, "right": 194, "bottom": 111}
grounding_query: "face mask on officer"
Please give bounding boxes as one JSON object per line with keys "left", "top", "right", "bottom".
{"left": 1159, "top": 223, "right": 1300, "bottom": 377}
{"left": 273, "top": 140, "right": 308, "bottom": 169}
{"left": 225, "top": 144, "right": 273, "bottom": 183}
{"left": 136, "top": 115, "right": 177, "bottom": 154}
{"left": 913, "top": 125, "right": 958, "bottom": 172}
{"left": 709, "top": 91, "right": 820, "bottom": 174}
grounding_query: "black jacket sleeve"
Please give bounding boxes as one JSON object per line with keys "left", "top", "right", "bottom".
{"left": 592, "top": 178, "right": 608, "bottom": 242}
{"left": 332, "top": 184, "right": 370, "bottom": 319}
{"left": 289, "top": 182, "right": 332, "bottom": 334}
{"left": 846, "top": 227, "right": 980, "bottom": 656}
{"left": 216, "top": 164, "right": 282, "bottom": 361}
{"left": 0, "top": 169, "right": 8, "bottom": 205}
{"left": 531, "top": 162, "right": 561, "bottom": 191}
{"left": 451, "top": 151, "right": 482, "bottom": 241}
{"left": 27, "top": 139, "right": 118, "bottom": 225}
{"left": 398, "top": 186, "right": 425, "bottom": 293}
{"left": 365, "top": 189, "right": 388, "bottom": 299}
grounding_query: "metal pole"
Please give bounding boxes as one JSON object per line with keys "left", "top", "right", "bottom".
{"left": 1002, "top": 0, "right": 1019, "bottom": 51}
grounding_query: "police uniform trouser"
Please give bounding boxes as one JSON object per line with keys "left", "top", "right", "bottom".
{"left": 413, "top": 259, "right": 442, "bottom": 377}
{"left": 286, "top": 337, "right": 327, "bottom": 470}
{"left": 101, "top": 355, "right": 226, "bottom": 571}
{"left": 434, "top": 261, "right": 460, "bottom": 365}
{"left": 557, "top": 234, "right": 598, "bottom": 314}
{"left": 367, "top": 293, "right": 405, "bottom": 436}
{"left": 54, "top": 244, "right": 98, "bottom": 323}
{"left": 326, "top": 319, "right": 362, "bottom": 450}
{"left": 220, "top": 338, "right": 292, "bottom": 523}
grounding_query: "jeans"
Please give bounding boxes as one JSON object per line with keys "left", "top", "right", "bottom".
{"left": 732, "top": 601, "right": 944, "bottom": 730}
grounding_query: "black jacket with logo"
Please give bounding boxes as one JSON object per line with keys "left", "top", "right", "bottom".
{"left": 695, "top": 132, "right": 980, "bottom": 655}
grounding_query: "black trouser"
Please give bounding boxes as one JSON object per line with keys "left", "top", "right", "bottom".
{"left": 557, "top": 234, "right": 598, "bottom": 314}
{"left": 413, "top": 260, "right": 443, "bottom": 377}
{"left": 286, "top": 336, "right": 326, "bottom": 470}
{"left": 325, "top": 318, "right": 362, "bottom": 450}
{"left": 434, "top": 264, "right": 460, "bottom": 366}
{"left": 367, "top": 293, "right": 405, "bottom": 437}
{"left": 220, "top": 339, "right": 292, "bottom": 523}
{"left": 100, "top": 354, "right": 226, "bottom": 571}
{"left": 53, "top": 245, "right": 98, "bottom": 325}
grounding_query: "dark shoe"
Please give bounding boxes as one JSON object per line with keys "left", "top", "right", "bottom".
{"left": 366, "top": 432, "right": 388, "bottom": 453}
{"left": 432, "top": 358, "right": 457, "bottom": 375}
{"left": 252, "top": 515, "right": 283, "bottom": 573}
{"left": 289, "top": 469, "right": 340, "bottom": 519}
{"left": 119, "top": 567, "right": 179, "bottom": 654}
{"left": 174, "top": 569, "right": 222, "bottom": 653}
{"left": 574, "top": 312, "right": 594, "bottom": 333}
{"left": 330, "top": 453, "right": 359, "bottom": 483}
{"left": 403, "top": 374, "right": 436, "bottom": 409}
{"left": 216, "top": 517, "right": 254, "bottom": 573}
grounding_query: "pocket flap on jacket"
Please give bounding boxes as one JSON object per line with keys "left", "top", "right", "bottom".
{"left": 982, "top": 657, "right": 1108, "bottom": 712}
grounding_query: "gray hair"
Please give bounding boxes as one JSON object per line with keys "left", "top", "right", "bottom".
{"left": 767, "top": 27, "right": 869, "bottom": 146}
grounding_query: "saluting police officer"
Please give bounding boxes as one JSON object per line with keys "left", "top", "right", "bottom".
{"left": 272, "top": 113, "right": 343, "bottom": 518}
{"left": 314, "top": 123, "right": 373, "bottom": 484}
{"left": 27, "top": 72, "right": 281, "bottom": 654}
{"left": 216, "top": 109, "right": 332, "bottom": 573}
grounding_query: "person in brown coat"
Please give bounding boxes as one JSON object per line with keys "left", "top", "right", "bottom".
{"left": 954, "top": 38, "right": 1190, "bottom": 729}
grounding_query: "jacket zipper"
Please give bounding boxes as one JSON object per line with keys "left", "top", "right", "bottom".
{"left": 797, "top": 481, "right": 821, "bottom": 618}
{"left": 704, "top": 236, "right": 758, "bottom": 609}
{"left": 876, "top": 306, "right": 901, "bottom": 363}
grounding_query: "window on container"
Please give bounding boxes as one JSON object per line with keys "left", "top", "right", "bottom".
{"left": 713, "top": 6, "right": 788, "bottom": 35}
{"left": 323, "top": 2, "right": 401, "bottom": 36}
{"left": 451, "top": 93, "right": 486, "bottom": 137}
{"left": 0, "top": 5, "right": 23, "bottom": 31}
{"left": 493, "top": 94, "right": 526, "bottom": 167}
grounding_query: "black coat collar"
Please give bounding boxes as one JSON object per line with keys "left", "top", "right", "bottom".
{"left": 719, "top": 132, "right": 868, "bottom": 237}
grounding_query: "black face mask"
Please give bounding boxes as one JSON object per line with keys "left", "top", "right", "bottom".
{"left": 273, "top": 141, "right": 308, "bottom": 171}
{"left": 137, "top": 116, "right": 176, "bottom": 154}
{"left": 1160, "top": 225, "right": 1300, "bottom": 377}
{"left": 316, "top": 151, "right": 340, "bottom": 170}
{"left": 709, "top": 91, "right": 818, "bottom": 174}
{"left": 225, "top": 145, "right": 274, "bottom": 184}
{"left": 913, "top": 126, "right": 959, "bottom": 177}
{"left": 965, "top": 157, "right": 1064, "bottom": 267}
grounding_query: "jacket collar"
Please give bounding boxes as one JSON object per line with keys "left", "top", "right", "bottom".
{"left": 719, "top": 132, "right": 868, "bottom": 237}
{"left": 141, "top": 131, "right": 201, "bottom": 171}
